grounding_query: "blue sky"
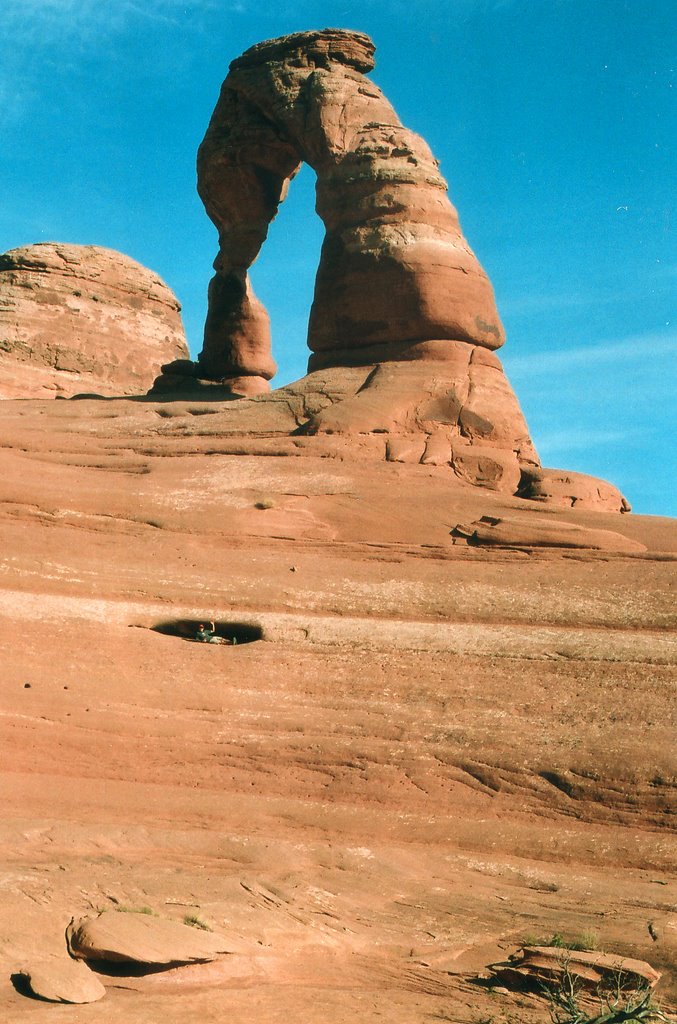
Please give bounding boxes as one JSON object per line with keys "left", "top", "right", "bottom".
{"left": 1, "top": 0, "right": 674, "bottom": 515}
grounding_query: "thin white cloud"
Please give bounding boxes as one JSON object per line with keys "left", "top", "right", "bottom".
{"left": 504, "top": 331, "right": 677, "bottom": 376}
{"left": 535, "top": 427, "right": 634, "bottom": 455}
{"left": 2, "top": 0, "right": 219, "bottom": 44}
{"left": 0, "top": 3, "right": 229, "bottom": 66}
{"left": 0, "top": 0, "right": 223, "bottom": 129}
{"left": 499, "top": 290, "right": 597, "bottom": 317}
{"left": 499, "top": 275, "right": 675, "bottom": 319}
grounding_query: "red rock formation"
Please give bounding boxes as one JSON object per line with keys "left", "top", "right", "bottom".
{"left": 190, "top": 28, "right": 505, "bottom": 390}
{"left": 451, "top": 515, "right": 645, "bottom": 553}
{"left": 518, "top": 466, "right": 632, "bottom": 512}
{"left": 66, "top": 911, "right": 235, "bottom": 965}
{"left": 0, "top": 243, "right": 188, "bottom": 399}
{"left": 151, "top": 29, "right": 630, "bottom": 512}
{"left": 490, "top": 946, "right": 661, "bottom": 993}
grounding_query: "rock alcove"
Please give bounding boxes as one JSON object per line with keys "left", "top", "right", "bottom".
{"left": 151, "top": 620, "right": 264, "bottom": 645}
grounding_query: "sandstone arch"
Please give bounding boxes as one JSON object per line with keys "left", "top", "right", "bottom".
{"left": 194, "top": 28, "right": 506, "bottom": 393}
{"left": 148, "top": 29, "right": 630, "bottom": 509}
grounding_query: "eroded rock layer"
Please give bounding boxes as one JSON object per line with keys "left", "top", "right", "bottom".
{"left": 0, "top": 243, "right": 188, "bottom": 398}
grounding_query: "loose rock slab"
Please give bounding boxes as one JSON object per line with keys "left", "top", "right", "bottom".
{"left": 519, "top": 467, "right": 631, "bottom": 513}
{"left": 490, "top": 945, "right": 662, "bottom": 992}
{"left": 17, "top": 958, "right": 106, "bottom": 1003}
{"left": 66, "top": 911, "right": 234, "bottom": 966}
{"left": 451, "top": 515, "right": 647, "bottom": 553}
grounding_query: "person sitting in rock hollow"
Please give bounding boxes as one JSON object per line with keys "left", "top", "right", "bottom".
{"left": 196, "top": 621, "right": 234, "bottom": 645}
{"left": 196, "top": 620, "right": 218, "bottom": 643}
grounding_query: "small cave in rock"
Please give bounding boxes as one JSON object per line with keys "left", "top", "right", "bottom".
{"left": 151, "top": 619, "right": 264, "bottom": 645}
{"left": 79, "top": 959, "right": 183, "bottom": 978}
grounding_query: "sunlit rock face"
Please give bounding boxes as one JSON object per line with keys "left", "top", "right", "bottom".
{"left": 151, "top": 28, "right": 629, "bottom": 512}
{"left": 194, "top": 28, "right": 505, "bottom": 389}
{"left": 0, "top": 243, "right": 188, "bottom": 399}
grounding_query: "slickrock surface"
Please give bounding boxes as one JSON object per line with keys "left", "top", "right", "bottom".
{"left": 0, "top": 243, "right": 188, "bottom": 399}
{"left": 67, "top": 911, "right": 235, "bottom": 965}
{"left": 154, "top": 362, "right": 633, "bottom": 509}
{"left": 16, "top": 959, "right": 106, "bottom": 1003}
{"left": 0, "top": 393, "right": 675, "bottom": 1023}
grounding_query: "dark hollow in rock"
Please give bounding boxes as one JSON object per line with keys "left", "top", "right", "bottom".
{"left": 151, "top": 619, "right": 264, "bottom": 644}
{"left": 79, "top": 959, "right": 179, "bottom": 978}
{"left": 10, "top": 973, "right": 34, "bottom": 999}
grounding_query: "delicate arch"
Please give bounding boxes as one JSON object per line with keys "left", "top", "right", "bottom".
{"left": 196, "top": 29, "right": 505, "bottom": 393}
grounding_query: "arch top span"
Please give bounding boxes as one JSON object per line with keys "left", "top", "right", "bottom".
{"left": 194, "top": 28, "right": 506, "bottom": 394}
{"left": 230, "top": 28, "right": 376, "bottom": 74}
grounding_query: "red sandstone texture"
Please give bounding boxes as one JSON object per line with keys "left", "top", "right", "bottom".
{"left": 0, "top": 243, "right": 188, "bottom": 398}
{"left": 154, "top": 359, "right": 630, "bottom": 510}
{"left": 0, "top": 394, "right": 674, "bottom": 1023}
{"left": 0, "top": 30, "right": 669, "bottom": 1023}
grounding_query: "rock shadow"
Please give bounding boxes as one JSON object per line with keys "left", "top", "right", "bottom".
{"left": 151, "top": 619, "right": 264, "bottom": 645}
{"left": 10, "top": 973, "right": 36, "bottom": 999}
{"left": 84, "top": 959, "right": 199, "bottom": 978}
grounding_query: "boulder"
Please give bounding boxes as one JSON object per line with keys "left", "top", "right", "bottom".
{"left": 489, "top": 945, "right": 661, "bottom": 992}
{"left": 16, "top": 958, "right": 106, "bottom": 1003}
{"left": 451, "top": 515, "right": 646, "bottom": 553}
{"left": 66, "top": 911, "right": 234, "bottom": 966}
{"left": 518, "top": 466, "right": 631, "bottom": 513}
{"left": 0, "top": 243, "right": 188, "bottom": 398}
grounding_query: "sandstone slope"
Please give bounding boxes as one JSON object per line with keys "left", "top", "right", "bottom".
{"left": 0, "top": 394, "right": 674, "bottom": 1023}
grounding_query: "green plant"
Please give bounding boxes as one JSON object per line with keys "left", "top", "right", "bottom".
{"left": 115, "top": 905, "right": 155, "bottom": 915}
{"left": 547, "top": 964, "right": 672, "bottom": 1024}
{"left": 523, "top": 931, "right": 599, "bottom": 952}
{"left": 183, "top": 913, "right": 212, "bottom": 931}
{"left": 574, "top": 931, "right": 600, "bottom": 953}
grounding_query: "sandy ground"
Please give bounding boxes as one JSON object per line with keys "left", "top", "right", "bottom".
{"left": 0, "top": 396, "right": 675, "bottom": 1022}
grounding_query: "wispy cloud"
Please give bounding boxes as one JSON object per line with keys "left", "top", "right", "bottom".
{"left": 504, "top": 331, "right": 676, "bottom": 376}
{"left": 535, "top": 427, "right": 634, "bottom": 455}
{"left": 498, "top": 291, "right": 595, "bottom": 317}
{"left": 3, "top": 0, "right": 219, "bottom": 37}
{"left": 0, "top": 0, "right": 223, "bottom": 129}
{"left": 499, "top": 270, "right": 676, "bottom": 319}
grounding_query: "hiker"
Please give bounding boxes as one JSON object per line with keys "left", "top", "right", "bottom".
{"left": 195, "top": 620, "right": 231, "bottom": 645}
{"left": 195, "top": 620, "right": 217, "bottom": 643}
